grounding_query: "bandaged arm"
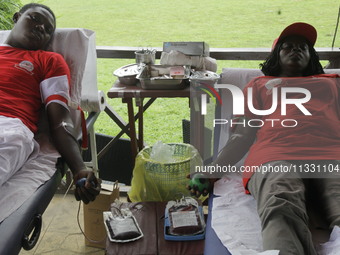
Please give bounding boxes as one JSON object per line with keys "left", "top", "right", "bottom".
{"left": 40, "top": 73, "right": 86, "bottom": 174}
{"left": 46, "top": 102, "right": 100, "bottom": 203}
{"left": 46, "top": 102, "right": 85, "bottom": 175}
{"left": 41, "top": 72, "right": 100, "bottom": 203}
{"left": 214, "top": 117, "right": 258, "bottom": 168}
{"left": 188, "top": 118, "right": 258, "bottom": 197}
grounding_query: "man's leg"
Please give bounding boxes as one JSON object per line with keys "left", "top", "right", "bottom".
{"left": 312, "top": 161, "right": 340, "bottom": 254}
{"left": 247, "top": 160, "right": 317, "bottom": 255}
{"left": 0, "top": 117, "right": 35, "bottom": 187}
{"left": 314, "top": 161, "right": 340, "bottom": 228}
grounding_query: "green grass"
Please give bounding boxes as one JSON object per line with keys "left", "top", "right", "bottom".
{"left": 21, "top": 0, "right": 340, "bottom": 145}
{"left": 0, "top": 0, "right": 21, "bottom": 29}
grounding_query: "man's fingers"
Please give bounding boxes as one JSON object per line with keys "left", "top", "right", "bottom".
{"left": 202, "top": 189, "right": 208, "bottom": 196}
{"left": 73, "top": 171, "right": 102, "bottom": 204}
{"left": 195, "top": 190, "right": 201, "bottom": 198}
{"left": 75, "top": 187, "right": 89, "bottom": 204}
{"left": 87, "top": 185, "right": 101, "bottom": 197}
{"left": 75, "top": 186, "right": 96, "bottom": 204}
{"left": 80, "top": 187, "right": 92, "bottom": 204}
{"left": 74, "top": 189, "right": 81, "bottom": 201}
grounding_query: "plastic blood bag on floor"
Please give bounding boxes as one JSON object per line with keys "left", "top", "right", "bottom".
{"left": 103, "top": 201, "right": 143, "bottom": 243}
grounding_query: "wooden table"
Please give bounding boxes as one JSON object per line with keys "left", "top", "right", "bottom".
{"left": 107, "top": 81, "right": 202, "bottom": 165}
{"left": 105, "top": 202, "right": 205, "bottom": 255}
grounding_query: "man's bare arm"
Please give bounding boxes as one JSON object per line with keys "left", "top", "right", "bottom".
{"left": 46, "top": 102, "right": 100, "bottom": 203}
{"left": 214, "top": 120, "right": 258, "bottom": 168}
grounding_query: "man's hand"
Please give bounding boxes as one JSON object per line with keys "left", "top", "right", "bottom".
{"left": 46, "top": 103, "right": 101, "bottom": 204}
{"left": 186, "top": 173, "right": 217, "bottom": 198}
{"left": 73, "top": 169, "right": 101, "bottom": 204}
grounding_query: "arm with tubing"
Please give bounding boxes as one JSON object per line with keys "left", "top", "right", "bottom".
{"left": 214, "top": 120, "right": 258, "bottom": 168}
{"left": 47, "top": 102, "right": 100, "bottom": 204}
{"left": 190, "top": 120, "right": 258, "bottom": 196}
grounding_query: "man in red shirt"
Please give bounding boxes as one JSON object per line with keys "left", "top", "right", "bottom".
{"left": 0, "top": 3, "right": 100, "bottom": 204}
{"left": 198, "top": 23, "right": 340, "bottom": 254}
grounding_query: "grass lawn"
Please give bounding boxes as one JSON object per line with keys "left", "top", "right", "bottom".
{"left": 22, "top": 0, "right": 340, "bottom": 145}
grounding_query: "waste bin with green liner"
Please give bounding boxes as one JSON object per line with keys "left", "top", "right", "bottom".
{"left": 128, "top": 143, "right": 203, "bottom": 202}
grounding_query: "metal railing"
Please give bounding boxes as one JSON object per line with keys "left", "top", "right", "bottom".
{"left": 96, "top": 46, "right": 340, "bottom": 67}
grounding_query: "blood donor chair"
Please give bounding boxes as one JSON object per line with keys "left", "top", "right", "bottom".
{"left": 0, "top": 28, "right": 106, "bottom": 255}
{"left": 204, "top": 67, "right": 340, "bottom": 255}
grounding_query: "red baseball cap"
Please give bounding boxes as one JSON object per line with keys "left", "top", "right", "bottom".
{"left": 272, "top": 22, "right": 317, "bottom": 49}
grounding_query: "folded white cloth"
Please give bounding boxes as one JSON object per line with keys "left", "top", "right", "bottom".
{"left": 212, "top": 174, "right": 278, "bottom": 255}
{"left": 319, "top": 226, "right": 340, "bottom": 255}
{"left": 160, "top": 50, "right": 217, "bottom": 72}
{"left": 212, "top": 174, "right": 340, "bottom": 255}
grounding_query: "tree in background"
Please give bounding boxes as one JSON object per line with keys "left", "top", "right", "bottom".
{"left": 0, "top": 0, "right": 22, "bottom": 30}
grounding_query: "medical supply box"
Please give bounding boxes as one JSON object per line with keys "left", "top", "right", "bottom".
{"left": 83, "top": 181, "right": 119, "bottom": 248}
{"left": 163, "top": 42, "right": 210, "bottom": 57}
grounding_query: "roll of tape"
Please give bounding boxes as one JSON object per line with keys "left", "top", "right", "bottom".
{"left": 81, "top": 90, "right": 106, "bottom": 112}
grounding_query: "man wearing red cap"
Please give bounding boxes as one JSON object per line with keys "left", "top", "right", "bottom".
{"left": 209, "top": 22, "right": 340, "bottom": 254}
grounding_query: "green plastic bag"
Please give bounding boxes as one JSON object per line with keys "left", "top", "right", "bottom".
{"left": 128, "top": 143, "right": 203, "bottom": 202}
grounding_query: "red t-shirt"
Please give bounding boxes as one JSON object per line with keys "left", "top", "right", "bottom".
{"left": 242, "top": 74, "right": 340, "bottom": 187}
{"left": 0, "top": 46, "right": 71, "bottom": 133}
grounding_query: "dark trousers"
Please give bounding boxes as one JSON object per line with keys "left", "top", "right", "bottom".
{"left": 247, "top": 160, "right": 340, "bottom": 255}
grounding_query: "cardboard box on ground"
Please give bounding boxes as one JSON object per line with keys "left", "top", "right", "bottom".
{"left": 83, "top": 181, "right": 119, "bottom": 248}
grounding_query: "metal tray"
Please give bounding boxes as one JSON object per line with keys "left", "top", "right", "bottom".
{"left": 189, "top": 70, "right": 220, "bottom": 86}
{"left": 136, "top": 65, "right": 190, "bottom": 90}
{"left": 113, "top": 64, "right": 141, "bottom": 85}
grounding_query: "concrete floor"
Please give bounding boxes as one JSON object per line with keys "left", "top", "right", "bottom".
{"left": 19, "top": 193, "right": 109, "bottom": 255}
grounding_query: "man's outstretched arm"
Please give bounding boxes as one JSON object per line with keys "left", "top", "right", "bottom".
{"left": 46, "top": 102, "right": 100, "bottom": 204}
